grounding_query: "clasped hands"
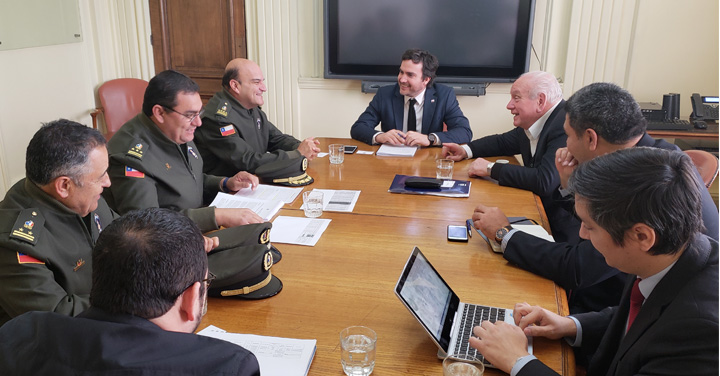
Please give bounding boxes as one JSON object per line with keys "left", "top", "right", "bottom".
{"left": 376, "top": 130, "right": 432, "bottom": 147}
{"left": 468, "top": 303, "right": 577, "bottom": 373}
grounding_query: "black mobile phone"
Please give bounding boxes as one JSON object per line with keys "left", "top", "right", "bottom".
{"left": 447, "top": 225, "right": 469, "bottom": 242}
{"left": 343, "top": 145, "right": 358, "bottom": 154}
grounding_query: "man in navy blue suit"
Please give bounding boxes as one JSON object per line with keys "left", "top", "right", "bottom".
{"left": 350, "top": 49, "right": 472, "bottom": 147}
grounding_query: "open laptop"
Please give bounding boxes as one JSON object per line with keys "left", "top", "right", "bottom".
{"left": 394, "top": 247, "right": 532, "bottom": 367}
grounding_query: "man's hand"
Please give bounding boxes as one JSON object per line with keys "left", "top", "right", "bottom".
{"left": 472, "top": 204, "right": 510, "bottom": 240}
{"left": 513, "top": 302, "right": 577, "bottom": 339}
{"left": 375, "top": 130, "right": 406, "bottom": 145}
{"left": 298, "top": 137, "right": 321, "bottom": 160}
{"left": 203, "top": 236, "right": 219, "bottom": 253}
{"left": 214, "top": 208, "right": 264, "bottom": 228}
{"left": 555, "top": 148, "right": 578, "bottom": 189}
{"left": 468, "top": 158, "right": 492, "bottom": 177}
{"left": 403, "top": 131, "right": 430, "bottom": 147}
{"left": 441, "top": 143, "right": 468, "bottom": 161}
{"left": 469, "top": 321, "right": 530, "bottom": 373}
{"left": 226, "top": 171, "right": 259, "bottom": 192}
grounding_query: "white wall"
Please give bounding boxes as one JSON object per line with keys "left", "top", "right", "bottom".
{"left": 0, "top": 0, "right": 717, "bottom": 198}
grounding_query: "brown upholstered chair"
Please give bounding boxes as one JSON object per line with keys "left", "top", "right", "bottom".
{"left": 685, "top": 149, "right": 719, "bottom": 188}
{"left": 90, "top": 78, "right": 148, "bottom": 140}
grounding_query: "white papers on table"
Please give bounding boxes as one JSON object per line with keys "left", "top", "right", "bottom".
{"left": 234, "top": 184, "right": 303, "bottom": 204}
{"left": 210, "top": 192, "right": 283, "bottom": 221}
{"left": 356, "top": 150, "right": 374, "bottom": 155}
{"left": 271, "top": 216, "right": 331, "bottom": 246}
{"left": 198, "top": 325, "right": 316, "bottom": 376}
{"left": 302, "top": 189, "right": 360, "bottom": 212}
{"left": 376, "top": 144, "right": 418, "bottom": 157}
{"left": 318, "top": 152, "right": 329, "bottom": 157}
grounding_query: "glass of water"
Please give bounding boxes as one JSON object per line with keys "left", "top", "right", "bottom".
{"left": 329, "top": 144, "right": 345, "bottom": 164}
{"left": 436, "top": 159, "right": 454, "bottom": 179}
{"left": 302, "top": 190, "right": 323, "bottom": 218}
{"left": 443, "top": 355, "right": 484, "bottom": 376}
{"left": 340, "top": 326, "right": 376, "bottom": 376}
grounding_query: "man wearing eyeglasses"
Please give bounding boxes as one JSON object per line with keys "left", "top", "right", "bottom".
{"left": 194, "top": 58, "right": 320, "bottom": 176}
{"left": 104, "top": 70, "right": 264, "bottom": 232}
{"left": 0, "top": 208, "right": 260, "bottom": 375}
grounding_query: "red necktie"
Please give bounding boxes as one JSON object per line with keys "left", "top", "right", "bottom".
{"left": 626, "top": 278, "right": 643, "bottom": 332}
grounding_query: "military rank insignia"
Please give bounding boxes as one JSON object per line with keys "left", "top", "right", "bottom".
{"left": 259, "top": 228, "right": 271, "bottom": 244}
{"left": 127, "top": 143, "right": 144, "bottom": 159}
{"left": 256, "top": 118, "right": 261, "bottom": 130}
{"left": 220, "top": 125, "right": 236, "bottom": 137}
{"left": 216, "top": 102, "right": 229, "bottom": 117}
{"left": 188, "top": 146, "right": 198, "bottom": 159}
{"left": 125, "top": 166, "right": 145, "bottom": 178}
{"left": 10, "top": 209, "right": 44, "bottom": 245}
{"left": 73, "top": 259, "right": 86, "bottom": 271}
{"left": 94, "top": 213, "right": 103, "bottom": 233}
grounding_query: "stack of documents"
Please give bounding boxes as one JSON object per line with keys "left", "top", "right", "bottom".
{"left": 209, "top": 184, "right": 303, "bottom": 221}
{"left": 198, "top": 325, "right": 316, "bottom": 376}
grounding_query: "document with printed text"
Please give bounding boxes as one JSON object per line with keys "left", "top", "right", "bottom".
{"left": 210, "top": 192, "right": 284, "bottom": 222}
{"left": 301, "top": 189, "right": 360, "bottom": 212}
{"left": 271, "top": 216, "right": 331, "bottom": 246}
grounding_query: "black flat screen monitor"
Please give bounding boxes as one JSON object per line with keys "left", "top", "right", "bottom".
{"left": 324, "top": 0, "right": 536, "bottom": 84}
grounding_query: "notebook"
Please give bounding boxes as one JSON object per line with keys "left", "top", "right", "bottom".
{"left": 394, "top": 247, "right": 532, "bottom": 367}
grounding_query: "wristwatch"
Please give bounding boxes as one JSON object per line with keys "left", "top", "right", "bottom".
{"left": 494, "top": 225, "right": 513, "bottom": 243}
{"left": 486, "top": 162, "right": 495, "bottom": 175}
{"left": 427, "top": 133, "right": 438, "bottom": 146}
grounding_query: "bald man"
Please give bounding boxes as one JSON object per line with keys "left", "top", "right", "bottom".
{"left": 195, "top": 59, "right": 320, "bottom": 175}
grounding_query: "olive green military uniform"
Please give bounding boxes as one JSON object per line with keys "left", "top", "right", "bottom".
{"left": 195, "top": 89, "right": 302, "bottom": 176}
{"left": 104, "top": 113, "right": 224, "bottom": 232}
{"left": 0, "top": 179, "right": 118, "bottom": 326}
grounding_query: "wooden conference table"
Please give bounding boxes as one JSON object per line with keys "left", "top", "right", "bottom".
{"left": 201, "top": 138, "right": 574, "bottom": 375}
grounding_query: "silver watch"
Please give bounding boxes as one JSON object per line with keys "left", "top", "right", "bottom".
{"left": 486, "top": 162, "right": 495, "bottom": 175}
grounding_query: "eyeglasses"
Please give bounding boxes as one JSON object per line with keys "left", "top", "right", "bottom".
{"left": 201, "top": 272, "right": 216, "bottom": 291}
{"left": 163, "top": 106, "right": 204, "bottom": 123}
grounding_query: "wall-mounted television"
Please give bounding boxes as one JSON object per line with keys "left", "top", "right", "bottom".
{"left": 324, "top": 0, "right": 536, "bottom": 95}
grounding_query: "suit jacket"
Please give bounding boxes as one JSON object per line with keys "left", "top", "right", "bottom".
{"left": 0, "top": 307, "right": 260, "bottom": 375}
{"left": 519, "top": 234, "right": 719, "bottom": 376}
{"left": 504, "top": 133, "right": 720, "bottom": 314}
{"left": 350, "top": 83, "right": 472, "bottom": 145}
{"left": 468, "top": 100, "right": 578, "bottom": 243}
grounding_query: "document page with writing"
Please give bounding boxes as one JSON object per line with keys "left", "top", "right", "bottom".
{"left": 271, "top": 216, "right": 331, "bottom": 246}
{"left": 376, "top": 144, "right": 418, "bottom": 157}
{"left": 301, "top": 189, "right": 360, "bottom": 212}
{"left": 234, "top": 184, "right": 303, "bottom": 204}
{"left": 198, "top": 325, "right": 316, "bottom": 376}
{"left": 209, "top": 192, "right": 284, "bottom": 221}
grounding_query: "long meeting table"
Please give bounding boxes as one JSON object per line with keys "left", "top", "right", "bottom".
{"left": 201, "top": 138, "right": 574, "bottom": 375}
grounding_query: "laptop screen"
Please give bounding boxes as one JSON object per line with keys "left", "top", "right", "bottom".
{"left": 395, "top": 247, "right": 460, "bottom": 351}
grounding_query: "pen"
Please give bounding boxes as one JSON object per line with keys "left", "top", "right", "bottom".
{"left": 466, "top": 219, "right": 473, "bottom": 238}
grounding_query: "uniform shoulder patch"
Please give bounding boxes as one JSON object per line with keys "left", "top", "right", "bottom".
{"left": 124, "top": 166, "right": 145, "bottom": 178}
{"left": 9, "top": 209, "right": 45, "bottom": 245}
{"left": 17, "top": 252, "right": 44, "bottom": 264}
{"left": 220, "top": 124, "right": 236, "bottom": 136}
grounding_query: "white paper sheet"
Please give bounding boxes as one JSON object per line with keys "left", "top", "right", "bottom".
{"left": 198, "top": 325, "right": 316, "bottom": 376}
{"left": 209, "top": 192, "right": 284, "bottom": 221}
{"left": 376, "top": 144, "right": 418, "bottom": 157}
{"left": 301, "top": 189, "right": 360, "bottom": 212}
{"left": 270, "top": 216, "right": 331, "bottom": 246}
{"left": 233, "top": 184, "right": 303, "bottom": 204}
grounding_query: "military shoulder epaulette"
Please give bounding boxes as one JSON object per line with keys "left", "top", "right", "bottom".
{"left": 9, "top": 208, "right": 45, "bottom": 245}
{"left": 213, "top": 101, "right": 230, "bottom": 119}
{"left": 125, "top": 139, "right": 148, "bottom": 160}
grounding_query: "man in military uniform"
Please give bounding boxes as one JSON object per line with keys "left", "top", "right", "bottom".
{"left": 0, "top": 119, "right": 117, "bottom": 326}
{"left": 104, "top": 70, "right": 264, "bottom": 232}
{"left": 195, "top": 58, "right": 321, "bottom": 176}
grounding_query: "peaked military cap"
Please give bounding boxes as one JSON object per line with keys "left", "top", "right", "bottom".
{"left": 209, "top": 222, "right": 281, "bottom": 264}
{"left": 255, "top": 157, "right": 314, "bottom": 187}
{"left": 207, "top": 244, "right": 283, "bottom": 299}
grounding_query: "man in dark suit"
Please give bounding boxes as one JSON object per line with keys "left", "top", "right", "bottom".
{"left": 470, "top": 147, "right": 718, "bottom": 375}
{"left": 442, "top": 71, "right": 576, "bottom": 242}
{"left": 472, "top": 83, "right": 719, "bottom": 317}
{"left": 350, "top": 49, "right": 472, "bottom": 147}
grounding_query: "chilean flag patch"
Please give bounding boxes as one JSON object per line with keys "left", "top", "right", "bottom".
{"left": 17, "top": 252, "right": 43, "bottom": 264}
{"left": 125, "top": 166, "right": 145, "bottom": 178}
{"left": 220, "top": 125, "right": 236, "bottom": 136}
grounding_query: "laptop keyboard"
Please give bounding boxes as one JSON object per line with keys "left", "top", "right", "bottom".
{"left": 453, "top": 304, "right": 505, "bottom": 364}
